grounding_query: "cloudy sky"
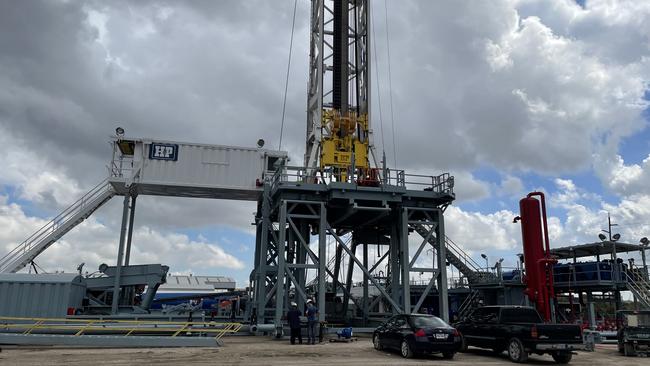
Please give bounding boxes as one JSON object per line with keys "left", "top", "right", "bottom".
{"left": 1, "top": 0, "right": 649, "bottom": 287}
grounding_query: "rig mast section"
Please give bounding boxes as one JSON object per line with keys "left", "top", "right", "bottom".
{"left": 305, "top": 0, "right": 371, "bottom": 182}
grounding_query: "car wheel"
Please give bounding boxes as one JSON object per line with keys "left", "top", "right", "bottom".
{"left": 442, "top": 351, "right": 455, "bottom": 359}
{"left": 507, "top": 338, "right": 528, "bottom": 363}
{"left": 401, "top": 339, "right": 414, "bottom": 358}
{"left": 551, "top": 351, "right": 572, "bottom": 364}
{"left": 459, "top": 335, "right": 468, "bottom": 352}
{"left": 624, "top": 343, "right": 636, "bottom": 357}
{"left": 373, "top": 334, "right": 383, "bottom": 351}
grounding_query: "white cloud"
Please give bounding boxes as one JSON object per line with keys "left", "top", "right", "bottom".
{"left": 1, "top": 0, "right": 650, "bottom": 285}
{"left": 499, "top": 175, "right": 525, "bottom": 197}
{"left": 0, "top": 195, "right": 245, "bottom": 275}
{"left": 445, "top": 206, "right": 520, "bottom": 252}
{"left": 449, "top": 171, "right": 491, "bottom": 202}
{"left": 595, "top": 153, "right": 650, "bottom": 197}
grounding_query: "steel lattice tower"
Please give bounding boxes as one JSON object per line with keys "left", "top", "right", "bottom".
{"left": 249, "top": 0, "right": 455, "bottom": 336}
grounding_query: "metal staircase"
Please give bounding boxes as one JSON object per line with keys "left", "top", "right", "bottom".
{"left": 0, "top": 179, "right": 116, "bottom": 273}
{"left": 412, "top": 224, "right": 494, "bottom": 284}
{"left": 457, "top": 288, "right": 481, "bottom": 320}
{"left": 624, "top": 269, "right": 650, "bottom": 309}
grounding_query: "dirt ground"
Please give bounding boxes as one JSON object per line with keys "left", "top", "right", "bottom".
{"left": 0, "top": 336, "right": 647, "bottom": 366}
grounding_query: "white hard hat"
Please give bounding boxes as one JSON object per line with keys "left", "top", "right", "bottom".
{"left": 307, "top": 299, "right": 313, "bottom": 304}
{"left": 291, "top": 302, "right": 297, "bottom": 307}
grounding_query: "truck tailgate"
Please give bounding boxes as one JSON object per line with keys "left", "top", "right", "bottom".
{"left": 536, "top": 324, "right": 582, "bottom": 343}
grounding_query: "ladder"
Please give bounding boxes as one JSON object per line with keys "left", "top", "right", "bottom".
{"left": 0, "top": 179, "right": 116, "bottom": 273}
{"left": 625, "top": 269, "right": 650, "bottom": 309}
{"left": 412, "top": 224, "right": 495, "bottom": 284}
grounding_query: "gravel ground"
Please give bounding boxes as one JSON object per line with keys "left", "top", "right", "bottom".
{"left": 0, "top": 336, "right": 647, "bottom": 366}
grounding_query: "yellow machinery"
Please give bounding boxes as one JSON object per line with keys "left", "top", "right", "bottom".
{"left": 320, "top": 110, "right": 369, "bottom": 182}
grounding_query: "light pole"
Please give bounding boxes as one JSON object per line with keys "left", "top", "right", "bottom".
{"left": 599, "top": 212, "right": 620, "bottom": 242}
{"left": 481, "top": 253, "right": 488, "bottom": 271}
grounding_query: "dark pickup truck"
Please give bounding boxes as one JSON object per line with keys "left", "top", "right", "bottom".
{"left": 455, "top": 306, "right": 583, "bottom": 363}
{"left": 617, "top": 310, "right": 650, "bottom": 356}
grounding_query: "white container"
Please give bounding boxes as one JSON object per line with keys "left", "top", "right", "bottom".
{"left": 110, "top": 138, "right": 287, "bottom": 200}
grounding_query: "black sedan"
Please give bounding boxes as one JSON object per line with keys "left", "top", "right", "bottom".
{"left": 373, "top": 314, "right": 462, "bottom": 359}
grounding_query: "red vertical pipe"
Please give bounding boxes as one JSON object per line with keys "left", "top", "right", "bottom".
{"left": 519, "top": 192, "right": 556, "bottom": 322}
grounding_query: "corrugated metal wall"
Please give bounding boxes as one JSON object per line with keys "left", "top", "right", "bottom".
{"left": 0, "top": 274, "right": 86, "bottom": 317}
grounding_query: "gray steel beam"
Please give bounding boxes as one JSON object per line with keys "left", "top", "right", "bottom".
{"left": 400, "top": 208, "right": 411, "bottom": 313}
{"left": 409, "top": 223, "right": 436, "bottom": 269}
{"left": 0, "top": 333, "right": 220, "bottom": 348}
{"left": 390, "top": 224, "right": 400, "bottom": 312}
{"left": 274, "top": 202, "right": 288, "bottom": 335}
{"left": 369, "top": 249, "right": 389, "bottom": 274}
{"left": 255, "top": 186, "right": 271, "bottom": 322}
{"left": 112, "top": 194, "right": 130, "bottom": 314}
{"left": 330, "top": 227, "right": 402, "bottom": 313}
{"left": 342, "top": 241, "right": 357, "bottom": 316}
{"left": 363, "top": 242, "right": 369, "bottom": 325}
{"left": 436, "top": 210, "right": 449, "bottom": 322}
{"left": 124, "top": 195, "right": 137, "bottom": 266}
{"left": 413, "top": 276, "right": 437, "bottom": 314}
{"left": 318, "top": 203, "right": 327, "bottom": 322}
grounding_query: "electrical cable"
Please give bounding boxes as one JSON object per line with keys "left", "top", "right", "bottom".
{"left": 370, "top": 4, "right": 386, "bottom": 159}
{"left": 383, "top": 0, "right": 398, "bottom": 168}
{"left": 278, "top": 0, "right": 298, "bottom": 151}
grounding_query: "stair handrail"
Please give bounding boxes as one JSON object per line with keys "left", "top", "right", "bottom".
{"left": 624, "top": 270, "right": 650, "bottom": 305}
{"left": 457, "top": 289, "right": 480, "bottom": 319}
{"left": 444, "top": 235, "right": 484, "bottom": 273}
{"left": 0, "top": 179, "right": 113, "bottom": 272}
{"left": 412, "top": 223, "right": 487, "bottom": 281}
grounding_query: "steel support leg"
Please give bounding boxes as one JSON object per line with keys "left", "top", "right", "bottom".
{"left": 342, "top": 241, "right": 357, "bottom": 317}
{"left": 587, "top": 292, "right": 596, "bottom": 329}
{"left": 318, "top": 203, "right": 327, "bottom": 323}
{"left": 400, "top": 208, "right": 411, "bottom": 314}
{"left": 111, "top": 194, "right": 130, "bottom": 314}
{"left": 124, "top": 195, "right": 137, "bottom": 266}
{"left": 436, "top": 211, "right": 449, "bottom": 322}
{"left": 363, "top": 242, "right": 369, "bottom": 325}
{"left": 255, "top": 188, "right": 271, "bottom": 323}
{"left": 390, "top": 224, "right": 400, "bottom": 313}
{"left": 274, "top": 202, "right": 288, "bottom": 336}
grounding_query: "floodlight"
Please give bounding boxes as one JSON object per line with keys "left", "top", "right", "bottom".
{"left": 598, "top": 233, "right": 607, "bottom": 241}
{"left": 612, "top": 233, "right": 621, "bottom": 241}
{"left": 115, "top": 127, "right": 125, "bottom": 136}
{"left": 641, "top": 237, "right": 649, "bottom": 246}
{"left": 257, "top": 139, "right": 265, "bottom": 148}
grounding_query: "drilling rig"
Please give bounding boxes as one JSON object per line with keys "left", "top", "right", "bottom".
{"left": 304, "top": 0, "right": 372, "bottom": 183}
{"left": 250, "top": 0, "right": 455, "bottom": 336}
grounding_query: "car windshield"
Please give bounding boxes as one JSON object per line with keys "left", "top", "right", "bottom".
{"left": 500, "top": 308, "right": 542, "bottom": 323}
{"left": 411, "top": 316, "right": 448, "bottom": 328}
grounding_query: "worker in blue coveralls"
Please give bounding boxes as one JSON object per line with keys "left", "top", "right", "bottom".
{"left": 305, "top": 299, "right": 319, "bottom": 344}
{"left": 287, "top": 301, "right": 302, "bottom": 344}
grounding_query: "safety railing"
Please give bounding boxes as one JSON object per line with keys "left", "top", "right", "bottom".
{"left": 457, "top": 289, "right": 480, "bottom": 320}
{"left": 624, "top": 270, "right": 650, "bottom": 307}
{"left": 267, "top": 165, "right": 454, "bottom": 195}
{"left": 444, "top": 235, "right": 484, "bottom": 275}
{"left": 109, "top": 155, "right": 135, "bottom": 178}
{"left": 553, "top": 262, "right": 625, "bottom": 285}
{"left": 0, "top": 179, "right": 115, "bottom": 273}
{"left": 385, "top": 170, "right": 454, "bottom": 194}
{"left": 0, "top": 317, "right": 242, "bottom": 341}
